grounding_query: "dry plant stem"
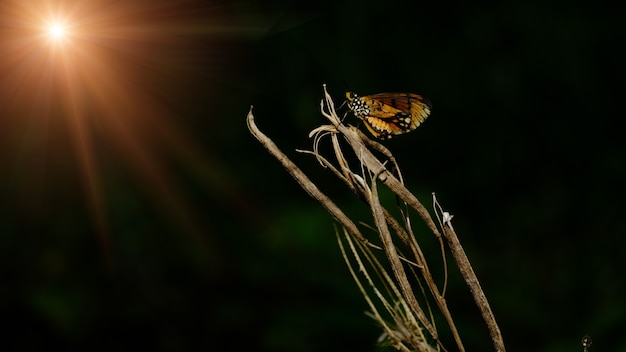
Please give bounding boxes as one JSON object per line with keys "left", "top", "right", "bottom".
{"left": 314, "top": 127, "right": 455, "bottom": 340}
{"left": 381, "top": 190, "right": 465, "bottom": 351}
{"left": 377, "top": 165, "right": 510, "bottom": 351}
{"left": 357, "top": 129, "right": 404, "bottom": 182}
{"left": 370, "top": 174, "right": 453, "bottom": 352}
{"left": 320, "top": 92, "right": 465, "bottom": 350}
{"left": 246, "top": 106, "right": 372, "bottom": 247}
{"left": 338, "top": 227, "right": 436, "bottom": 352}
{"left": 356, "top": 128, "right": 504, "bottom": 351}
{"left": 321, "top": 87, "right": 505, "bottom": 351}
{"left": 325, "top": 112, "right": 442, "bottom": 238}
{"left": 442, "top": 226, "right": 506, "bottom": 352}
{"left": 381, "top": 209, "right": 438, "bottom": 297}
{"left": 337, "top": 229, "right": 413, "bottom": 352}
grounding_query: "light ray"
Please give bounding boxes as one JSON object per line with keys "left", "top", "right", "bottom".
{"left": 0, "top": 0, "right": 266, "bottom": 265}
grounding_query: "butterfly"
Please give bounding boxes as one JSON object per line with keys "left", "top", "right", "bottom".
{"left": 345, "top": 91, "right": 432, "bottom": 140}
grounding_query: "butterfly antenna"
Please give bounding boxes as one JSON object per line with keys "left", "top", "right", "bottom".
{"left": 339, "top": 79, "right": 351, "bottom": 109}
{"left": 338, "top": 81, "right": 351, "bottom": 122}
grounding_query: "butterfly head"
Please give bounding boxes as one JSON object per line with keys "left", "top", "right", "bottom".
{"left": 345, "top": 91, "right": 370, "bottom": 118}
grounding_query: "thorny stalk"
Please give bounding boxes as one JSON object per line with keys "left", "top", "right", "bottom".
{"left": 246, "top": 85, "right": 506, "bottom": 352}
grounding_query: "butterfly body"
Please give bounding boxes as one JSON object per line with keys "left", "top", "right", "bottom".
{"left": 345, "top": 92, "right": 431, "bottom": 139}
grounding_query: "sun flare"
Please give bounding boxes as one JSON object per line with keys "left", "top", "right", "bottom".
{"left": 1, "top": 0, "right": 239, "bottom": 257}
{"left": 47, "top": 21, "right": 67, "bottom": 41}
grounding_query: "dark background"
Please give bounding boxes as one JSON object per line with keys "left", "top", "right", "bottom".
{"left": 1, "top": 0, "right": 624, "bottom": 351}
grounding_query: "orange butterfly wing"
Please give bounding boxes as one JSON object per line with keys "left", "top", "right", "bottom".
{"left": 345, "top": 92, "right": 432, "bottom": 139}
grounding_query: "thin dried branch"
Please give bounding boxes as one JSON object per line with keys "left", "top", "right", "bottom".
{"left": 433, "top": 194, "right": 506, "bottom": 352}
{"left": 369, "top": 170, "right": 450, "bottom": 351}
{"left": 337, "top": 226, "right": 437, "bottom": 352}
{"left": 246, "top": 106, "right": 373, "bottom": 248}
{"left": 318, "top": 86, "right": 467, "bottom": 351}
